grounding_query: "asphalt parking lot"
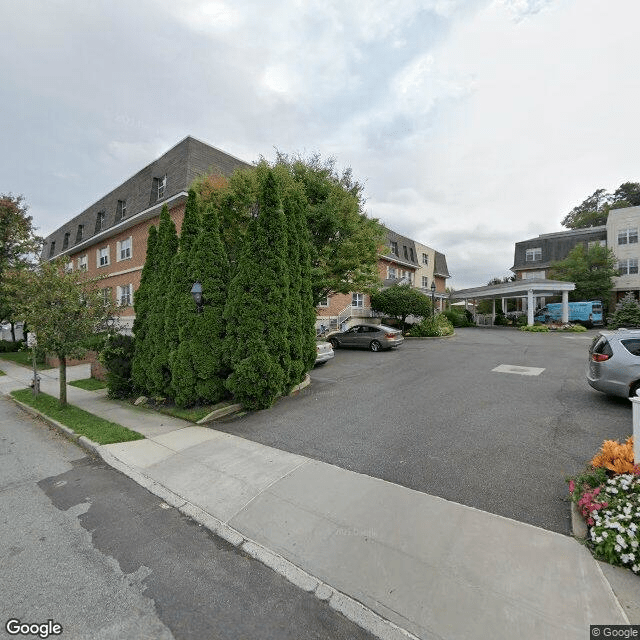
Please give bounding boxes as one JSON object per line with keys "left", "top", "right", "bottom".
{"left": 217, "top": 327, "right": 633, "bottom": 535}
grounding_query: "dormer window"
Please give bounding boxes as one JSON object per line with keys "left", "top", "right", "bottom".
{"left": 117, "top": 199, "right": 127, "bottom": 220}
{"left": 48, "top": 241, "right": 56, "bottom": 257}
{"left": 390, "top": 241, "right": 398, "bottom": 256}
{"left": 158, "top": 175, "right": 166, "bottom": 199}
{"left": 62, "top": 233, "right": 70, "bottom": 250}
{"left": 95, "top": 211, "right": 106, "bottom": 233}
{"left": 76, "top": 224, "right": 84, "bottom": 243}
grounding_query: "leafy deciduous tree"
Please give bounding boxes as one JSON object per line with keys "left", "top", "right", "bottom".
{"left": 548, "top": 244, "right": 617, "bottom": 305}
{"left": 0, "top": 194, "right": 42, "bottom": 339}
{"left": 370, "top": 284, "right": 432, "bottom": 331}
{"left": 7, "top": 259, "right": 115, "bottom": 406}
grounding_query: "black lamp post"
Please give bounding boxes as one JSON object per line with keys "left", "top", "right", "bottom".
{"left": 430, "top": 280, "right": 436, "bottom": 317}
{"left": 191, "top": 281, "right": 204, "bottom": 313}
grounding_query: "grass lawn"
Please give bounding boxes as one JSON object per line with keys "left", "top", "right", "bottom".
{"left": 69, "top": 378, "right": 108, "bottom": 391}
{"left": 156, "top": 402, "right": 228, "bottom": 423}
{"left": 0, "top": 351, "right": 53, "bottom": 369}
{"left": 11, "top": 389, "right": 144, "bottom": 445}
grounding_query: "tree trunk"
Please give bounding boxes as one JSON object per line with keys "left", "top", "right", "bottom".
{"left": 10, "top": 321, "right": 15, "bottom": 342}
{"left": 59, "top": 355, "right": 67, "bottom": 407}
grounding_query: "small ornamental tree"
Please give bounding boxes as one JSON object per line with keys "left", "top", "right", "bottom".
{"left": 224, "top": 170, "right": 290, "bottom": 409}
{"left": 608, "top": 293, "right": 640, "bottom": 328}
{"left": 370, "top": 284, "right": 432, "bottom": 331}
{"left": 7, "top": 259, "right": 116, "bottom": 406}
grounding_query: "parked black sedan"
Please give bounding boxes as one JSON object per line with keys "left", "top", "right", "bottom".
{"left": 328, "top": 324, "right": 404, "bottom": 352}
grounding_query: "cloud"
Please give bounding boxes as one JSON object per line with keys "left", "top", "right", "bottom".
{"left": 2, "top": 0, "right": 640, "bottom": 292}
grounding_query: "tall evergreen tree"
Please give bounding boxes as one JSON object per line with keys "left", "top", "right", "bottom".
{"left": 172, "top": 206, "right": 230, "bottom": 406}
{"left": 224, "top": 171, "right": 290, "bottom": 409}
{"left": 283, "top": 185, "right": 316, "bottom": 384}
{"left": 148, "top": 205, "right": 178, "bottom": 395}
{"left": 131, "top": 224, "right": 158, "bottom": 392}
{"left": 166, "top": 189, "right": 201, "bottom": 399}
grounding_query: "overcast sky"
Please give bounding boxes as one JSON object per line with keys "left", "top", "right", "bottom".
{"left": 1, "top": 0, "right": 639, "bottom": 289}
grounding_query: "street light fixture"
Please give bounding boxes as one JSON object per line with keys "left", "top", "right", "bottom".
{"left": 190, "top": 281, "right": 204, "bottom": 313}
{"left": 430, "top": 281, "right": 436, "bottom": 317}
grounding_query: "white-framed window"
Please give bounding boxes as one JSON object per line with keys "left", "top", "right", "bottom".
{"left": 352, "top": 292, "right": 364, "bottom": 308}
{"left": 422, "top": 276, "right": 429, "bottom": 288}
{"left": 317, "top": 295, "right": 329, "bottom": 307}
{"left": 117, "top": 199, "right": 127, "bottom": 220}
{"left": 117, "top": 284, "right": 133, "bottom": 307}
{"left": 117, "top": 236, "right": 132, "bottom": 261}
{"left": 525, "top": 247, "right": 542, "bottom": 262}
{"left": 390, "top": 241, "right": 398, "bottom": 256}
{"left": 407, "top": 272, "right": 413, "bottom": 284}
{"left": 522, "top": 270, "right": 546, "bottom": 280}
{"left": 97, "top": 246, "right": 110, "bottom": 267}
{"left": 77, "top": 254, "right": 88, "bottom": 271}
{"left": 618, "top": 228, "right": 638, "bottom": 245}
{"left": 618, "top": 259, "right": 639, "bottom": 275}
{"left": 388, "top": 266, "right": 397, "bottom": 279}
{"left": 587, "top": 240, "right": 606, "bottom": 250}
{"left": 422, "top": 253, "right": 429, "bottom": 265}
{"left": 158, "top": 175, "right": 166, "bottom": 200}
{"left": 101, "top": 287, "right": 111, "bottom": 306}
{"left": 64, "top": 261, "right": 73, "bottom": 273}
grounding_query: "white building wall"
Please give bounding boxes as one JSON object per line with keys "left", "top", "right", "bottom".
{"left": 607, "top": 205, "right": 640, "bottom": 294}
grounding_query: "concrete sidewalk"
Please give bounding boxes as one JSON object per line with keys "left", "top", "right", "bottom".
{"left": 1, "top": 358, "right": 634, "bottom": 639}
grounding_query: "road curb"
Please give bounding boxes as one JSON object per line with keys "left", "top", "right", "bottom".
{"left": 93, "top": 442, "right": 420, "bottom": 640}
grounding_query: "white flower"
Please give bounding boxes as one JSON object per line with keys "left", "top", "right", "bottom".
{"left": 615, "top": 544, "right": 622, "bottom": 552}
{"left": 603, "top": 531, "right": 609, "bottom": 539}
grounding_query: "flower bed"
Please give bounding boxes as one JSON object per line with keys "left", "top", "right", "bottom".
{"left": 568, "top": 436, "right": 639, "bottom": 574}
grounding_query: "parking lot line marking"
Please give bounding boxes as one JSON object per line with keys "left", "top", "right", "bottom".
{"left": 492, "top": 364, "right": 545, "bottom": 376}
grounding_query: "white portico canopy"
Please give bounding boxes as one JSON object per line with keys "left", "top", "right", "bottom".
{"left": 450, "top": 279, "right": 576, "bottom": 326}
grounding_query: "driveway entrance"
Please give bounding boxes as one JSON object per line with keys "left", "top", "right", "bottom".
{"left": 216, "top": 327, "right": 630, "bottom": 534}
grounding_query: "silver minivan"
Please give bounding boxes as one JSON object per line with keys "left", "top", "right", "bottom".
{"left": 587, "top": 329, "right": 640, "bottom": 397}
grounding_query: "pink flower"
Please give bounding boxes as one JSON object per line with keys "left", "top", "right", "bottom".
{"left": 569, "top": 480, "right": 575, "bottom": 493}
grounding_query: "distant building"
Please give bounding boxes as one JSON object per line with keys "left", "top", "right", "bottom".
{"left": 511, "top": 204, "right": 640, "bottom": 304}
{"left": 511, "top": 226, "right": 607, "bottom": 281}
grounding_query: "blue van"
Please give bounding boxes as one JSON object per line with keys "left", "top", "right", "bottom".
{"left": 534, "top": 301, "right": 603, "bottom": 327}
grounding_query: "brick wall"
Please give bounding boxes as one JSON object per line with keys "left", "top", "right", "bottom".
{"left": 46, "top": 351, "right": 108, "bottom": 381}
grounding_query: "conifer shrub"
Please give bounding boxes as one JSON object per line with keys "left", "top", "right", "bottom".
{"left": 225, "top": 347, "right": 286, "bottom": 411}
{"left": 100, "top": 334, "right": 135, "bottom": 399}
{"left": 608, "top": 292, "right": 640, "bottom": 328}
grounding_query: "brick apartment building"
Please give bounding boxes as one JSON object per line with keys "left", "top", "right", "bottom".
{"left": 42, "top": 136, "right": 250, "bottom": 332}
{"left": 316, "top": 226, "right": 450, "bottom": 331}
{"left": 43, "top": 136, "right": 451, "bottom": 334}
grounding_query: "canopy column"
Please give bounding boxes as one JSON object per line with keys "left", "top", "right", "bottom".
{"left": 527, "top": 290, "right": 534, "bottom": 326}
{"left": 562, "top": 291, "right": 569, "bottom": 323}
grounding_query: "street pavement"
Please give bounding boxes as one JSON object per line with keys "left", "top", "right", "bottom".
{"left": 0, "top": 349, "right": 637, "bottom": 639}
{"left": 0, "top": 398, "right": 376, "bottom": 640}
